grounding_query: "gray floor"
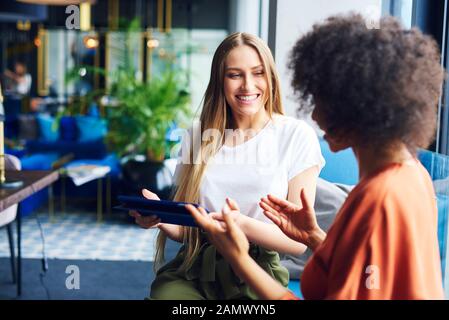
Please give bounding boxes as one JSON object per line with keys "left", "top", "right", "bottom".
{"left": 0, "top": 258, "right": 155, "bottom": 300}
{"left": 0, "top": 204, "right": 183, "bottom": 300}
{"left": 0, "top": 210, "right": 159, "bottom": 261}
{"left": 0, "top": 235, "right": 181, "bottom": 300}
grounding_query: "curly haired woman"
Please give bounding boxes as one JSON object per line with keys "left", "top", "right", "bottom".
{"left": 188, "top": 14, "right": 446, "bottom": 300}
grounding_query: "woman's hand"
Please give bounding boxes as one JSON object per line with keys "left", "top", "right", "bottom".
{"left": 209, "top": 198, "right": 246, "bottom": 228}
{"left": 129, "top": 189, "right": 183, "bottom": 242}
{"left": 187, "top": 203, "right": 292, "bottom": 300}
{"left": 186, "top": 203, "right": 250, "bottom": 263}
{"left": 128, "top": 189, "right": 161, "bottom": 229}
{"left": 259, "top": 189, "right": 326, "bottom": 251}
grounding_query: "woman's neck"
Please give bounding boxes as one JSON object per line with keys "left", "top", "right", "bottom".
{"left": 232, "top": 109, "right": 271, "bottom": 131}
{"left": 354, "top": 142, "right": 414, "bottom": 180}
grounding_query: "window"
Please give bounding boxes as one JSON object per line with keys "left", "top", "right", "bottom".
{"left": 382, "top": 0, "right": 414, "bottom": 28}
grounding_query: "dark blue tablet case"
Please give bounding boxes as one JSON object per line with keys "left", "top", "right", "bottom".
{"left": 116, "top": 195, "right": 205, "bottom": 227}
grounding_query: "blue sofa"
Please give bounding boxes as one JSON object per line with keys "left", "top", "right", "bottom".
{"left": 6, "top": 114, "right": 121, "bottom": 217}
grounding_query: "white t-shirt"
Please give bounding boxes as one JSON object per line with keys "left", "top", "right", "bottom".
{"left": 178, "top": 115, "right": 324, "bottom": 224}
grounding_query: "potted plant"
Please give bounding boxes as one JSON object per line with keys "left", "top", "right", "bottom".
{"left": 107, "top": 68, "right": 191, "bottom": 199}
{"left": 106, "top": 69, "right": 190, "bottom": 160}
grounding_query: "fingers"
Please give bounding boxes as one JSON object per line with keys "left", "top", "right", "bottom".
{"left": 260, "top": 196, "right": 283, "bottom": 213}
{"left": 266, "top": 194, "right": 293, "bottom": 210}
{"left": 217, "top": 220, "right": 227, "bottom": 229}
{"left": 300, "top": 188, "right": 313, "bottom": 212}
{"left": 186, "top": 204, "right": 204, "bottom": 220}
{"left": 142, "top": 188, "right": 160, "bottom": 200}
{"left": 130, "top": 210, "right": 161, "bottom": 228}
{"left": 260, "top": 198, "right": 289, "bottom": 226}
{"left": 259, "top": 200, "right": 280, "bottom": 216}
{"left": 209, "top": 212, "right": 224, "bottom": 221}
{"left": 226, "top": 198, "right": 240, "bottom": 211}
{"left": 186, "top": 204, "right": 214, "bottom": 231}
{"left": 129, "top": 210, "right": 139, "bottom": 218}
{"left": 200, "top": 207, "right": 226, "bottom": 231}
{"left": 222, "top": 207, "right": 238, "bottom": 234}
{"left": 222, "top": 206, "right": 245, "bottom": 239}
{"left": 262, "top": 209, "right": 282, "bottom": 227}
{"left": 139, "top": 216, "right": 161, "bottom": 227}
{"left": 198, "top": 206, "right": 209, "bottom": 216}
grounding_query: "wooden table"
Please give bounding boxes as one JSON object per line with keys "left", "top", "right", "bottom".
{"left": 0, "top": 170, "right": 59, "bottom": 296}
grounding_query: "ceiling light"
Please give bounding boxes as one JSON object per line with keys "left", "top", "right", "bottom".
{"left": 83, "top": 35, "right": 98, "bottom": 49}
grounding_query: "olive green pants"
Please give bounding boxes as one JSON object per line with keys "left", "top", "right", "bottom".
{"left": 149, "top": 242, "right": 289, "bottom": 300}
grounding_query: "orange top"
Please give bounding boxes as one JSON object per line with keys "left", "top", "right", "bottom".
{"left": 297, "top": 159, "right": 444, "bottom": 300}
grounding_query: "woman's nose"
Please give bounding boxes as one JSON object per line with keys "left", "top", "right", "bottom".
{"left": 242, "top": 75, "right": 255, "bottom": 91}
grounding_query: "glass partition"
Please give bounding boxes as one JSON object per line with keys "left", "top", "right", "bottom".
{"left": 146, "top": 29, "right": 227, "bottom": 112}
{"left": 106, "top": 30, "right": 143, "bottom": 88}
{"left": 37, "top": 28, "right": 228, "bottom": 115}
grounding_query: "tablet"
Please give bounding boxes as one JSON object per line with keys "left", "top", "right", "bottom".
{"left": 116, "top": 195, "right": 207, "bottom": 227}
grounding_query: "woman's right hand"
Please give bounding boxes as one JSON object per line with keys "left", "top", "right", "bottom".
{"left": 128, "top": 189, "right": 161, "bottom": 229}
{"left": 259, "top": 189, "right": 326, "bottom": 251}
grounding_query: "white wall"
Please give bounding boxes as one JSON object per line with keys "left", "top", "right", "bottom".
{"left": 229, "top": 0, "right": 261, "bottom": 35}
{"left": 274, "top": 0, "right": 383, "bottom": 118}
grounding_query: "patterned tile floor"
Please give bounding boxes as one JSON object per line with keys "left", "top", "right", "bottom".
{"left": 0, "top": 209, "right": 158, "bottom": 261}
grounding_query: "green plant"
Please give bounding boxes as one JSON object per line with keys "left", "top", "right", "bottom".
{"left": 107, "top": 69, "right": 191, "bottom": 160}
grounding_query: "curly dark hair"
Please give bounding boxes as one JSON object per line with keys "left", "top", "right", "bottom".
{"left": 289, "top": 13, "right": 445, "bottom": 150}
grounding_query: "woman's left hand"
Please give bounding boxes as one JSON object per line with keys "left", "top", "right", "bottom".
{"left": 186, "top": 203, "right": 250, "bottom": 263}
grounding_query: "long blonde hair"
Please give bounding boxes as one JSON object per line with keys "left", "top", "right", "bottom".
{"left": 155, "top": 32, "right": 284, "bottom": 271}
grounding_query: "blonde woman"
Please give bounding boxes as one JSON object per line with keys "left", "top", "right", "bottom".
{"left": 130, "top": 32, "right": 324, "bottom": 299}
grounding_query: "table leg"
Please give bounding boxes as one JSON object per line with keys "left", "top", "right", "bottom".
{"left": 97, "top": 178, "right": 103, "bottom": 223}
{"left": 7, "top": 223, "right": 16, "bottom": 284}
{"left": 16, "top": 205, "right": 21, "bottom": 296}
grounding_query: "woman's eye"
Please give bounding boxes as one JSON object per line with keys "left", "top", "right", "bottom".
{"left": 254, "top": 71, "right": 265, "bottom": 76}
{"left": 228, "top": 74, "right": 241, "bottom": 78}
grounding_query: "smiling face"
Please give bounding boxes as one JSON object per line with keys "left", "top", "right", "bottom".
{"left": 223, "top": 45, "right": 268, "bottom": 119}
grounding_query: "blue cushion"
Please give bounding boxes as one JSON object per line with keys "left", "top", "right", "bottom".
{"left": 21, "top": 153, "right": 60, "bottom": 170}
{"left": 60, "top": 116, "right": 78, "bottom": 141}
{"left": 25, "top": 139, "right": 108, "bottom": 160}
{"left": 36, "top": 114, "right": 59, "bottom": 142}
{"left": 5, "top": 147, "right": 27, "bottom": 158}
{"left": 319, "top": 138, "right": 359, "bottom": 185}
{"left": 75, "top": 116, "right": 107, "bottom": 142}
